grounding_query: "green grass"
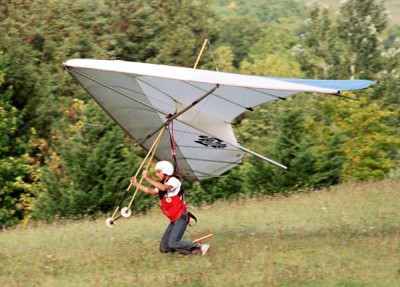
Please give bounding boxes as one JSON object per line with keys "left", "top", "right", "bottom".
{"left": 1, "top": 180, "right": 399, "bottom": 286}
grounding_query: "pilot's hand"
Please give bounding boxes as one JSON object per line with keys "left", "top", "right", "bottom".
{"left": 130, "top": 177, "right": 138, "bottom": 186}
{"left": 142, "top": 170, "right": 150, "bottom": 180}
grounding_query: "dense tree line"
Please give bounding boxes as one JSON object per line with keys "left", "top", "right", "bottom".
{"left": 0, "top": 0, "right": 398, "bottom": 227}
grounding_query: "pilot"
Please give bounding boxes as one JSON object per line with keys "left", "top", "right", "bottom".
{"left": 130, "top": 160, "right": 210, "bottom": 255}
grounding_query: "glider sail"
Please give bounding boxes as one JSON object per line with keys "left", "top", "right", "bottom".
{"left": 62, "top": 59, "right": 375, "bottom": 181}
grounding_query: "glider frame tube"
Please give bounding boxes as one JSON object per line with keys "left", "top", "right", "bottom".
{"left": 134, "top": 84, "right": 219, "bottom": 146}
{"left": 238, "top": 146, "right": 287, "bottom": 169}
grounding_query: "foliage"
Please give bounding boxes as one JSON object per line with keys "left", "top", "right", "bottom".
{"left": 213, "top": 0, "right": 306, "bottom": 23}
{"left": 292, "top": 4, "right": 347, "bottom": 79}
{"left": 213, "top": 0, "right": 307, "bottom": 67}
{"left": 337, "top": 0, "right": 388, "bottom": 79}
{"left": 187, "top": 166, "right": 245, "bottom": 205}
{"left": 240, "top": 23, "right": 303, "bottom": 77}
{"left": 374, "top": 37, "right": 400, "bottom": 126}
{"left": 239, "top": 97, "right": 346, "bottom": 194}
{"left": 104, "top": 0, "right": 218, "bottom": 67}
{"left": 0, "top": 54, "right": 38, "bottom": 227}
{"left": 215, "top": 15, "right": 264, "bottom": 68}
{"left": 293, "top": 0, "right": 399, "bottom": 181}
{"left": 294, "top": 0, "right": 388, "bottom": 79}
{"left": 33, "top": 100, "right": 145, "bottom": 219}
{"left": 319, "top": 96, "right": 399, "bottom": 180}
{"left": 0, "top": 0, "right": 399, "bottom": 225}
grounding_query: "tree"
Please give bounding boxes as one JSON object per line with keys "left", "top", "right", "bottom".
{"left": 104, "top": 0, "right": 218, "bottom": 67}
{"left": 216, "top": 15, "right": 263, "bottom": 68}
{"left": 337, "top": 0, "right": 388, "bottom": 79}
{"left": 0, "top": 53, "right": 38, "bottom": 227}
{"left": 295, "top": 0, "right": 388, "bottom": 80}
{"left": 242, "top": 96, "right": 346, "bottom": 194}
{"left": 292, "top": 4, "right": 347, "bottom": 79}
{"left": 213, "top": 0, "right": 306, "bottom": 24}
{"left": 338, "top": 0, "right": 397, "bottom": 178}
{"left": 320, "top": 96, "right": 399, "bottom": 181}
{"left": 292, "top": 0, "right": 398, "bottom": 181}
{"left": 373, "top": 37, "right": 400, "bottom": 124}
{"left": 33, "top": 99, "right": 145, "bottom": 219}
{"left": 240, "top": 23, "right": 303, "bottom": 77}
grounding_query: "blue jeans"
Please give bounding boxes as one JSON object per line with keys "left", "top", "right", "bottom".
{"left": 159, "top": 211, "right": 200, "bottom": 253}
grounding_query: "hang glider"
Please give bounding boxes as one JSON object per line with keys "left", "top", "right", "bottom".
{"left": 62, "top": 59, "right": 375, "bottom": 181}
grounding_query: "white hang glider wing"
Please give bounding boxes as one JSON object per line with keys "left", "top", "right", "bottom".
{"left": 62, "top": 59, "right": 375, "bottom": 181}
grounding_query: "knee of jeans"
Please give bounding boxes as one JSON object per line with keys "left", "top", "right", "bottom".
{"left": 160, "top": 242, "right": 171, "bottom": 253}
{"left": 159, "top": 246, "right": 171, "bottom": 253}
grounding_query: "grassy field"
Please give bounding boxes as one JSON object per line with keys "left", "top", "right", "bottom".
{"left": 1, "top": 180, "right": 399, "bottom": 286}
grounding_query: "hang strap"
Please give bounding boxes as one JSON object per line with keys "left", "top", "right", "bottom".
{"left": 187, "top": 211, "right": 197, "bottom": 226}
{"left": 166, "top": 118, "right": 182, "bottom": 179}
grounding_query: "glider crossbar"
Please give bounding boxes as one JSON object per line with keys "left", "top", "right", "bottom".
{"left": 134, "top": 84, "right": 219, "bottom": 146}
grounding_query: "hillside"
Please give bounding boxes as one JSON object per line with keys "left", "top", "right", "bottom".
{"left": 1, "top": 180, "right": 399, "bottom": 286}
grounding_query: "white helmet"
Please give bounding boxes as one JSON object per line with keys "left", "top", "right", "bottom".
{"left": 155, "top": 160, "right": 174, "bottom": 176}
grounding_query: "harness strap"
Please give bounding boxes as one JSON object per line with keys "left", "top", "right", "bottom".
{"left": 187, "top": 211, "right": 197, "bottom": 226}
{"left": 166, "top": 118, "right": 199, "bottom": 226}
{"left": 167, "top": 119, "right": 187, "bottom": 182}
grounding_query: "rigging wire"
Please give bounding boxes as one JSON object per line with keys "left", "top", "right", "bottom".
{"left": 206, "top": 40, "right": 220, "bottom": 72}
{"left": 193, "top": 38, "right": 219, "bottom": 72}
{"left": 172, "top": 38, "right": 221, "bottom": 151}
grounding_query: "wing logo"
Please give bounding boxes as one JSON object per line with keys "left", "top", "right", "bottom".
{"left": 195, "top": 135, "right": 227, "bottom": 149}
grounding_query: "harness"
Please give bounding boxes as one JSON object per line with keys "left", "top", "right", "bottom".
{"left": 158, "top": 176, "right": 197, "bottom": 224}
